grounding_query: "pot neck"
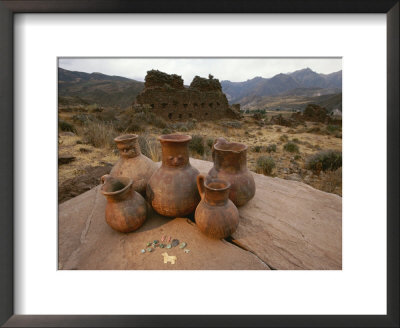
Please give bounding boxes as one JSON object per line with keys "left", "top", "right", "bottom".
{"left": 160, "top": 140, "right": 190, "bottom": 168}
{"left": 105, "top": 187, "right": 133, "bottom": 202}
{"left": 116, "top": 139, "right": 141, "bottom": 159}
{"left": 204, "top": 188, "right": 229, "bottom": 206}
{"left": 213, "top": 149, "right": 247, "bottom": 172}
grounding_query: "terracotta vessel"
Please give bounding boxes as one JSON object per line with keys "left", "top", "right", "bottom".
{"left": 195, "top": 174, "right": 239, "bottom": 239}
{"left": 110, "top": 134, "right": 158, "bottom": 196}
{"left": 101, "top": 174, "right": 147, "bottom": 233}
{"left": 208, "top": 137, "right": 255, "bottom": 206}
{"left": 146, "top": 134, "right": 200, "bottom": 217}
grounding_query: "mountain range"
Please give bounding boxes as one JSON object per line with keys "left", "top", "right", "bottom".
{"left": 58, "top": 68, "right": 144, "bottom": 109}
{"left": 58, "top": 67, "right": 342, "bottom": 111}
{"left": 221, "top": 68, "right": 342, "bottom": 109}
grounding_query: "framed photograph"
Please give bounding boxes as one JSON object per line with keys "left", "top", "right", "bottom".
{"left": 1, "top": 1, "right": 398, "bottom": 327}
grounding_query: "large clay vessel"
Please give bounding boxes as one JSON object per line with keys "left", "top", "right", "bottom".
{"left": 110, "top": 134, "right": 158, "bottom": 196}
{"left": 146, "top": 134, "right": 200, "bottom": 217}
{"left": 208, "top": 137, "right": 255, "bottom": 206}
{"left": 195, "top": 174, "right": 239, "bottom": 239}
{"left": 101, "top": 174, "right": 147, "bottom": 233}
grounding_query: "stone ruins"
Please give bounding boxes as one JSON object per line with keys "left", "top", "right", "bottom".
{"left": 132, "top": 70, "right": 241, "bottom": 121}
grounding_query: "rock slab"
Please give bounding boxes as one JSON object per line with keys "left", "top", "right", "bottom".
{"left": 59, "top": 158, "right": 341, "bottom": 270}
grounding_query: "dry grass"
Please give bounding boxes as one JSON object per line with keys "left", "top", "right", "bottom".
{"left": 82, "top": 121, "right": 119, "bottom": 148}
{"left": 58, "top": 111, "right": 342, "bottom": 196}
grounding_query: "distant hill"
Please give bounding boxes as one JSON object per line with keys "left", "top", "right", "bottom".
{"left": 58, "top": 67, "right": 342, "bottom": 112}
{"left": 58, "top": 68, "right": 144, "bottom": 109}
{"left": 221, "top": 68, "right": 342, "bottom": 110}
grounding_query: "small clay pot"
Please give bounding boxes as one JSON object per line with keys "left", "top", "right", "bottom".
{"left": 195, "top": 174, "right": 239, "bottom": 239}
{"left": 101, "top": 174, "right": 147, "bottom": 233}
{"left": 208, "top": 137, "right": 255, "bottom": 206}
{"left": 110, "top": 134, "right": 158, "bottom": 196}
{"left": 146, "top": 134, "right": 200, "bottom": 217}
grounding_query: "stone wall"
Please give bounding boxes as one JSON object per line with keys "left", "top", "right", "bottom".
{"left": 133, "top": 70, "right": 240, "bottom": 121}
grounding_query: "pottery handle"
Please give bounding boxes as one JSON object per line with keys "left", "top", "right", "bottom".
{"left": 197, "top": 174, "right": 206, "bottom": 200}
{"left": 101, "top": 174, "right": 111, "bottom": 184}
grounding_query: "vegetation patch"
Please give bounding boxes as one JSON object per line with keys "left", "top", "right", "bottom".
{"left": 220, "top": 121, "right": 242, "bottom": 129}
{"left": 59, "top": 119, "right": 76, "bottom": 133}
{"left": 189, "top": 135, "right": 205, "bottom": 156}
{"left": 279, "top": 134, "right": 289, "bottom": 142}
{"left": 251, "top": 145, "right": 263, "bottom": 153}
{"left": 82, "top": 121, "right": 117, "bottom": 148}
{"left": 138, "top": 134, "right": 161, "bottom": 161}
{"left": 266, "top": 144, "right": 277, "bottom": 153}
{"left": 256, "top": 156, "right": 275, "bottom": 176}
{"left": 306, "top": 150, "right": 342, "bottom": 173}
{"left": 283, "top": 141, "right": 299, "bottom": 153}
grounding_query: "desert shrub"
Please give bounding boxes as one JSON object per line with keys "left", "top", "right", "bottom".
{"left": 120, "top": 111, "right": 168, "bottom": 130}
{"left": 283, "top": 142, "right": 299, "bottom": 153}
{"left": 95, "top": 108, "right": 118, "bottom": 122}
{"left": 58, "top": 120, "right": 76, "bottom": 133}
{"left": 307, "top": 127, "right": 321, "bottom": 134}
{"left": 206, "top": 138, "right": 214, "bottom": 149}
{"left": 186, "top": 119, "right": 197, "bottom": 130}
{"left": 252, "top": 145, "right": 262, "bottom": 153}
{"left": 279, "top": 134, "right": 289, "bottom": 142}
{"left": 72, "top": 114, "right": 93, "bottom": 125}
{"left": 189, "top": 135, "right": 205, "bottom": 156}
{"left": 161, "top": 128, "right": 172, "bottom": 134}
{"left": 171, "top": 122, "right": 187, "bottom": 132}
{"left": 266, "top": 144, "right": 277, "bottom": 153}
{"left": 294, "top": 154, "right": 301, "bottom": 160}
{"left": 152, "top": 115, "right": 168, "bottom": 129}
{"left": 220, "top": 121, "right": 242, "bottom": 129}
{"left": 256, "top": 156, "right": 275, "bottom": 176}
{"left": 321, "top": 167, "right": 342, "bottom": 194}
{"left": 276, "top": 127, "right": 282, "bottom": 132}
{"left": 291, "top": 138, "right": 300, "bottom": 144}
{"left": 138, "top": 134, "right": 161, "bottom": 161}
{"left": 326, "top": 125, "right": 341, "bottom": 134}
{"left": 82, "top": 121, "right": 117, "bottom": 148}
{"left": 87, "top": 103, "right": 102, "bottom": 112}
{"left": 306, "top": 150, "right": 342, "bottom": 173}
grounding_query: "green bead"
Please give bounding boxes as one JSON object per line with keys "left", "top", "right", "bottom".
{"left": 153, "top": 240, "right": 159, "bottom": 244}
{"left": 147, "top": 247, "right": 153, "bottom": 252}
{"left": 179, "top": 242, "right": 187, "bottom": 249}
{"left": 166, "top": 244, "right": 172, "bottom": 249}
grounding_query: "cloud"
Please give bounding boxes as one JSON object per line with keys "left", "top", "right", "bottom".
{"left": 58, "top": 57, "right": 342, "bottom": 83}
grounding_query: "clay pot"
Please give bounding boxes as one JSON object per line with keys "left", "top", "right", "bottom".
{"left": 208, "top": 137, "right": 255, "bottom": 206}
{"left": 110, "top": 134, "right": 158, "bottom": 196}
{"left": 195, "top": 174, "right": 239, "bottom": 239}
{"left": 146, "top": 134, "right": 200, "bottom": 217}
{"left": 101, "top": 174, "right": 147, "bottom": 233}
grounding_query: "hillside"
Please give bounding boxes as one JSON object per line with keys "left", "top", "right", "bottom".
{"left": 58, "top": 68, "right": 144, "bottom": 109}
{"left": 221, "top": 68, "right": 342, "bottom": 109}
{"left": 58, "top": 67, "right": 342, "bottom": 112}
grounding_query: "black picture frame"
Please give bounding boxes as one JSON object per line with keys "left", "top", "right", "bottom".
{"left": 0, "top": 1, "right": 398, "bottom": 327}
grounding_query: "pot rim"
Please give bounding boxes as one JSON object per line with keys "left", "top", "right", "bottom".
{"left": 101, "top": 177, "right": 133, "bottom": 196}
{"left": 158, "top": 134, "right": 192, "bottom": 143}
{"left": 204, "top": 178, "right": 231, "bottom": 192}
{"left": 214, "top": 140, "right": 247, "bottom": 153}
{"left": 114, "top": 134, "right": 138, "bottom": 143}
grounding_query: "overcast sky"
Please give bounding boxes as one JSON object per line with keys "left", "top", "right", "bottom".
{"left": 58, "top": 58, "right": 342, "bottom": 83}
